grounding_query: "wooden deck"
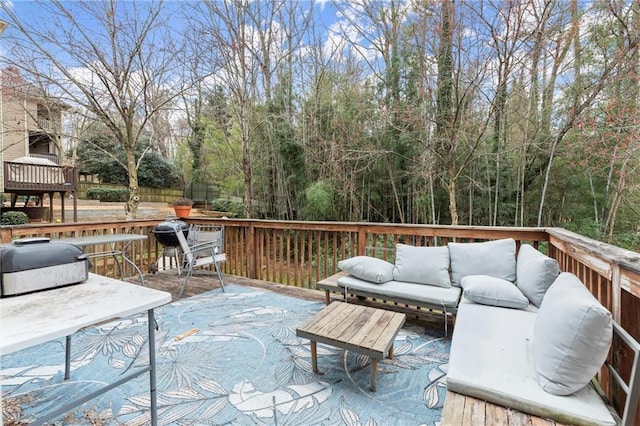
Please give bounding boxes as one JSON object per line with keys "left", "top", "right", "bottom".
{"left": 139, "top": 272, "right": 573, "bottom": 426}
{"left": 441, "top": 391, "right": 569, "bottom": 426}
{"left": 138, "top": 270, "right": 326, "bottom": 303}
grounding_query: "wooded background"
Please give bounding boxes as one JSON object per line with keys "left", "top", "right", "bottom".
{"left": 2, "top": 1, "right": 639, "bottom": 248}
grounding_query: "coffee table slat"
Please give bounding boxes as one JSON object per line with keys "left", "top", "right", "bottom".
{"left": 337, "top": 307, "right": 385, "bottom": 347}
{"left": 296, "top": 300, "right": 343, "bottom": 333}
{"left": 359, "top": 310, "right": 403, "bottom": 351}
{"left": 317, "top": 303, "right": 366, "bottom": 340}
{"left": 372, "top": 314, "right": 406, "bottom": 353}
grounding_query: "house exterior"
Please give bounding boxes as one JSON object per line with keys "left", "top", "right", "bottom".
{"left": 1, "top": 67, "right": 66, "bottom": 176}
{"left": 0, "top": 67, "right": 77, "bottom": 221}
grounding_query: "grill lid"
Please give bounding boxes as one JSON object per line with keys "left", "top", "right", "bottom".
{"left": 152, "top": 220, "right": 189, "bottom": 247}
{"left": 0, "top": 238, "right": 88, "bottom": 272}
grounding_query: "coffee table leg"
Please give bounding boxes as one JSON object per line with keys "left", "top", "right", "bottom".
{"left": 371, "top": 358, "right": 378, "bottom": 392}
{"left": 311, "top": 341, "right": 318, "bottom": 373}
{"left": 389, "top": 344, "right": 394, "bottom": 359}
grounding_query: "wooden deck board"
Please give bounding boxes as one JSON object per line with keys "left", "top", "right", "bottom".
{"left": 441, "top": 391, "right": 465, "bottom": 425}
{"left": 485, "top": 402, "right": 509, "bottom": 426}
{"left": 441, "top": 391, "right": 570, "bottom": 426}
{"left": 466, "top": 397, "right": 486, "bottom": 424}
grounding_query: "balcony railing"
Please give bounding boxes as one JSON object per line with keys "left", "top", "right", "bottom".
{"left": 29, "top": 153, "right": 60, "bottom": 164}
{"left": 3, "top": 161, "right": 76, "bottom": 192}
{"left": 37, "top": 116, "right": 51, "bottom": 131}
{"left": 1, "top": 218, "right": 638, "bottom": 423}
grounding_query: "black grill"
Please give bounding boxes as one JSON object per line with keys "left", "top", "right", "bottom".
{"left": 151, "top": 220, "right": 189, "bottom": 247}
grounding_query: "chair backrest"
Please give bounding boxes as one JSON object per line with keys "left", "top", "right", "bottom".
{"left": 186, "top": 224, "right": 200, "bottom": 245}
{"left": 174, "top": 224, "right": 192, "bottom": 258}
{"left": 194, "top": 225, "right": 224, "bottom": 254}
{"left": 174, "top": 224, "right": 225, "bottom": 264}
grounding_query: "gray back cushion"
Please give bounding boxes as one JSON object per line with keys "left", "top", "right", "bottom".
{"left": 338, "top": 256, "right": 394, "bottom": 283}
{"left": 449, "top": 238, "right": 516, "bottom": 287}
{"left": 534, "top": 273, "right": 613, "bottom": 396}
{"left": 516, "top": 244, "right": 560, "bottom": 307}
{"left": 392, "top": 244, "right": 451, "bottom": 288}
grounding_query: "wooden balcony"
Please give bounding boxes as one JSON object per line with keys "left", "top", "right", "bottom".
{"left": 3, "top": 160, "right": 76, "bottom": 193}
{"left": 1, "top": 219, "right": 638, "bottom": 424}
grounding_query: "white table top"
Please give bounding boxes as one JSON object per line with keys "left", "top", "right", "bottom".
{"left": 57, "top": 233, "right": 148, "bottom": 247}
{"left": 0, "top": 273, "right": 171, "bottom": 354}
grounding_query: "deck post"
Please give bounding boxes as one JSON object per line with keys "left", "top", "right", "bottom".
{"left": 357, "top": 225, "right": 367, "bottom": 255}
{"left": 248, "top": 222, "right": 257, "bottom": 279}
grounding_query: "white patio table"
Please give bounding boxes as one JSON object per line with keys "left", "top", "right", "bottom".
{"left": 58, "top": 233, "right": 147, "bottom": 284}
{"left": 0, "top": 273, "right": 171, "bottom": 425}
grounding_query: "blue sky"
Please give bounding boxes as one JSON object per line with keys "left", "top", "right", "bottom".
{"left": 0, "top": 0, "right": 347, "bottom": 68}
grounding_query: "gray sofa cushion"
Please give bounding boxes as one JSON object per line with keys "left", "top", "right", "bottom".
{"left": 448, "top": 302, "right": 615, "bottom": 425}
{"left": 337, "top": 256, "right": 394, "bottom": 284}
{"left": 337, "top": 275, "right": 461, "bottom": 308}
{"left": 449, "top": 238, "right": 517, "bottom": 287}
{"left": 516, "top": 244, "right": 560, "bottom": 307}
{"left": 461, "top": 275, "right": 529, "bottom": 309}
{"left": 534, "top": 273, "right": 613, "bottom": 396}
{"left": 392, "top": 244, "right": 451, "bottom": 288}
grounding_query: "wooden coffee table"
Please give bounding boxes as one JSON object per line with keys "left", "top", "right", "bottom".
{"left": 296, "top": 301, "right": 406, "bottom": 391}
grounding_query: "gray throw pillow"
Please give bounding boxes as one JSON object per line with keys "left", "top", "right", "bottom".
{"left": 516, "top": 244, "right": 560, "bottom": 307}
{"left": 338, "top": 256, "right": 394, "bottom": 284}
{"left": 392, "top": 244, "right": 451, "bottom": 288}
{"left": 534, "top": 273, "right": 613, "bottom": 396}
{"left": 461, "top": 275, "right": 529, "bottom": 309}
{"left": 449, "top": 238, "right": 516, "bottom": 287}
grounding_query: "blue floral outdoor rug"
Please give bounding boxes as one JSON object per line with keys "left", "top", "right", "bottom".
{"left": 1, "top": 285, "right": 450, "bottom": 425}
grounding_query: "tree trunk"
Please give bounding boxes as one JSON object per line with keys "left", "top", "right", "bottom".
{"left": 124, "top": 150, "right": 140, "bottom": 220}
{"left": 448, "top": 168, "right": 459, "bottom": 225}
{"left": 436, "top": 0, "right": 456, "bottom": 224}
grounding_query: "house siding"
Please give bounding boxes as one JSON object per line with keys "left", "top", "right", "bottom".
{"left": 1, "top": 68, "right": 64, "bottom": 193}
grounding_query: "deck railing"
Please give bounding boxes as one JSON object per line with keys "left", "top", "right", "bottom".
{"left": 3, "top": 161, "right": 77, "bottom": 192}
{"left": 1, "top": 218, "right": 638, "bottom": 423}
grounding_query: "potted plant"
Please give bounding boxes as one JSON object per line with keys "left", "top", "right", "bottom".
{"left": 172, "top": 197, "right": 194, "bottom": 218}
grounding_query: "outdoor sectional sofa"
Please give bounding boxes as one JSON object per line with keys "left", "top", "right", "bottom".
{"left": 318, "top": 238, "right": 640, "bottom": 426}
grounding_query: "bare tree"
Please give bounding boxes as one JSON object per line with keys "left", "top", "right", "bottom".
{"left": 188, "top": 0, "right": 311, "bottom": 219}
{"left": 1, "top": 0, "right": 188, "bottom": 218}
{"left": 535, "top": 2, "right": 639, "bottom": 226}
{"left": 188, "top": 1, "right": 257, "bottom": 218}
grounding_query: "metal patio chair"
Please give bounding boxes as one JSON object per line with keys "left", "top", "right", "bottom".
{"left": 175, "top": 224, "right": 226, "bottom": 296}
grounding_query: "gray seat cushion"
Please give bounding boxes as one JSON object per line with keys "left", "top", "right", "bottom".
{"left": 337, "top": 275, "right": 461, "bottom": 308}
{"left": 448, "top": 238, "right": 516, "bottom": 287}
{"left": 448, "top": 303, "right": 615, "bottom": 425}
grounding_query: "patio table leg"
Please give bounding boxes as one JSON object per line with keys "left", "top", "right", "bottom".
{"left": 64, "top": 335, "right": 71, "bottom": 380}
{"left": 311, "top": 341, "right": 318, "bottom": 373}
{"left": 371, "top": 358, "right": 378, "bottom": 392}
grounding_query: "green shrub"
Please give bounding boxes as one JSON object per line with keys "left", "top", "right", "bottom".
{"left": 1, "top": 211, "right": 29, "bottom": 225}
{"left": 86, "top": 188, "right": 129, "bottom": 202}
{"left": 210, "top": 198, "right": 244, "bottom": 217}
{"left": 302, "top": 180, "right": 336, "bottom": 220}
